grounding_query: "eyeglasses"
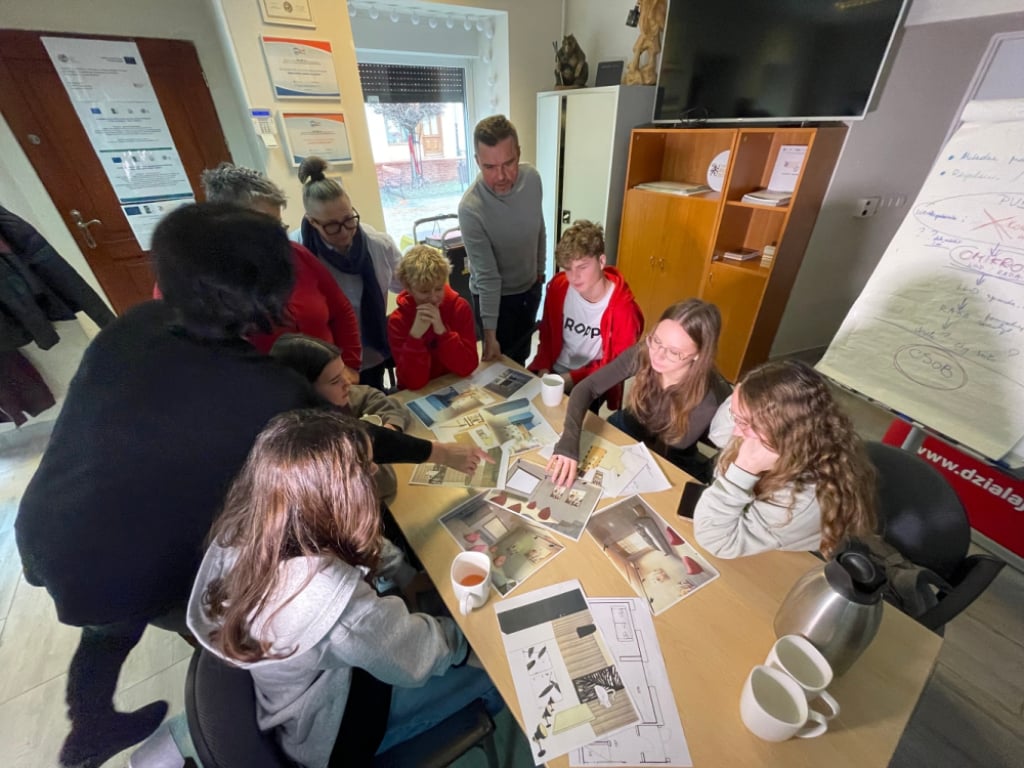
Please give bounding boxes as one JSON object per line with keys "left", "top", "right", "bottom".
{"left": 645, "top": 333, "right": 695, "bottom": 365}
{"left": 310, "top": 210, "right": 360, "bottom": 235}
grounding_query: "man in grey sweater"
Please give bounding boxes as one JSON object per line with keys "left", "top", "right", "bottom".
{"left": 458, "top": 115, "right": 546, "bottom": 364}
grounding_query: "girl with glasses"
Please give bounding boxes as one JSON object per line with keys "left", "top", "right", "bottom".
{"left": 188, "top": 410, "right": 501, "bottom": 766}
{"left": 295, "top": 156, "right": 403, "bottom": 392}
{"left": 548, "top": 298, "right": 730, "bottom": 486}
{"left": 694, "top": 359, "right": 877, "bottom": 559}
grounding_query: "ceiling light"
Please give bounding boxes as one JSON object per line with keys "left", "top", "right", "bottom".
{"left": 411, "top": 12, "right": 420, "bottom": 25}
{"left": 445, "top": 14, "right": 455, "bottom": 29}
{"left": 464, "top": 17, "right": 473, "bottom": 31}
{"left": 389, "top": 9, "right": 400, "bottom": 23}
{"left": 368, "top": 6, "right": 379, "bottom": 21}
{"left": 428, "top": 16, "right": 438, "bottom": 29}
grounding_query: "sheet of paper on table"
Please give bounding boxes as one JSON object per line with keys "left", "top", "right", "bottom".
{"left": 432, "top": 397, "right": 559, "bottom": 454}
{"left": 408, "top": 445, "right": 509, "bottom": 489}
{"left": 438, "top": 492, "right": 565, "bottom": 596}
{"left": 405, "top": 363, "right": 541, "bottom": 428}
{"left": 486, "top": 459, "right": 604, "bottom": 542}
{"left": 495, "top": 580, "right": 641, "bottom": 766}
{"left": 586, "top": 495, "right": 719, "bottom": 616}
{"left": 571, "top": 597, "right": 692, "bottom": 767}
{"left": 539, "top": 433, "right": 670, "bottom": 497}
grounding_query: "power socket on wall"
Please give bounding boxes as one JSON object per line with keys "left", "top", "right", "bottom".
{"left": 854, "top": 197, "right": 881, "bottom": 218}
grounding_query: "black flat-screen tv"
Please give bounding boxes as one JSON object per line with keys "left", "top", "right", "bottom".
{"left": 654, "top": 0, "right": 909, "bottom": 123}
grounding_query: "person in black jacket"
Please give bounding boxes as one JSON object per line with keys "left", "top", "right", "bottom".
{"left": 14, "top": 203, "right": 486, "bottom": 768}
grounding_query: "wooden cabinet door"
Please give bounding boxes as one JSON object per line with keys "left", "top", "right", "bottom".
{"left": 618, "top": 190, "right": 716, "bottom": 329}
{"left": 702, "top": 263, "right": 768, "bottom": 381}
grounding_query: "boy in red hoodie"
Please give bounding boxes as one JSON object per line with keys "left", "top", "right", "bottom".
{"left": 529, "top": 220, "right": 643, "bottom": 410}
{"left": 388, "top": 245, "right": 479, "bottom": 390}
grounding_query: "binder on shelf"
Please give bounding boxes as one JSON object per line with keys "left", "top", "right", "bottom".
{"left": 634, "top": 180, "right": 711, "bottom": 196}
{"left": 741, "top": 189, "right": 791, "bottom": 206}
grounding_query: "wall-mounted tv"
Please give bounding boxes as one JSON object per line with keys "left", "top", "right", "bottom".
{"left": 654, "top": 0, "right": 909, "bottom": 124}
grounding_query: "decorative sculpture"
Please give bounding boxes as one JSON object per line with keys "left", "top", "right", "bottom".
{"left": 624, "top": 0, "right": 667, "bottom": 86}
{"left": 554, "top": 34, "right": 589, "bottom": 88}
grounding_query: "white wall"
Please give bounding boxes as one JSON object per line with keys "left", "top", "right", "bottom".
{"left": 565, "top": 0, "right": 643, "bottom": 71}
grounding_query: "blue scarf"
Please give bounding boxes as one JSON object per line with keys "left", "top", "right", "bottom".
{"left": 301, "top": 220, "right": 389, "bottom": 360}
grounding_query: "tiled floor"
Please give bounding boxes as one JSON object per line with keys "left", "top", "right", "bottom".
{"left": 0, "top": 380, "right": 1021, "bottom": 767}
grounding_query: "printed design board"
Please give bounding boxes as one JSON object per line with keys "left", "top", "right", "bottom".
{"left": 433, "top": 397, "right": 559, "bottom": 454}
{"left": 495, "top": 581, "right": 641, "bottom": 765}
{"left": 540, "top": 434, "right": 671, "bottom": 497}
{"left": 486, "top": 459, "right": 603, "bottom": 541}
{"left": 439, "top": 493, "right": 565, "bottom": 596}
{"left": 586, "top": 495, "right": 718, "bottom": 615}
{"left": 571, "top": 597, "right": 692, "bottom": 767}
{"left": 409, "top": 445, "right": 508, "bottom": 489}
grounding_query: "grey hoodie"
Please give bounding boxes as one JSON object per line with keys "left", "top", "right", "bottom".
{"left": 187, "top": 541, "right": 467, "bottom": 768}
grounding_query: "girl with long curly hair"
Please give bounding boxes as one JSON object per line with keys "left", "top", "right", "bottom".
{"left": 693, "top": 359, "right": 877, "bottom": 559}
{"left": 187, "top": 409, "right": 499, "bottom": 766}
{"left": 548, "top": 298, "right": 731, "bottom": 485}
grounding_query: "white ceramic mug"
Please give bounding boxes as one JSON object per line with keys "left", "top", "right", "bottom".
{"left": 740, "top": 665, "right": 829, "bottom": 742}
{"left": 540, "top": 374, "right": 565, "bottom": 407}
{"left": 766, "top": 635, "right": 841, "bottom": 719}
{"left": 451, "top": 551, "right": 491, "bottom": 616}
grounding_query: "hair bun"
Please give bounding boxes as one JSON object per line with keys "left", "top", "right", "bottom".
{"left": 298, "top": 156, "right": 329, "bottom": 184}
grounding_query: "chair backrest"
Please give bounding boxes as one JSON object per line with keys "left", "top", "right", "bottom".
{"left": 865, "top": 442, "right": 970, "bottom": 580}
{"left": 184, "top": 647, "right": 289, "bottom": 768}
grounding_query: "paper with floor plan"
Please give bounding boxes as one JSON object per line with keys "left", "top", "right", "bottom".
{"left": 571, "top": 597, "right": 691, "bottom": 767}
{"left": 495, "top": 580, "right": 641, "bottom": 765}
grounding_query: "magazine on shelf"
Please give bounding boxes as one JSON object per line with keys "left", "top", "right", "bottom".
{"left": 721, "top": 247, "right": 761, "bottom": 262}
{"left": 767, "top": 144, "right": 807, "bottom": 193}
{"left": 634, "top": 180, "right": 711, "bottom": 196}
{"left": 741, "top": 189, "right": 791, "bottom": 206}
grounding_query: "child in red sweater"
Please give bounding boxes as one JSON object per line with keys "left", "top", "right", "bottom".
{"left": 387, "top": 245, "right": 479, "bottom": 390}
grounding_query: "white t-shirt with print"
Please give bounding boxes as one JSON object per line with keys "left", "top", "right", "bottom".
{"left": 553, "top": 283, "right": 613, "bottom": 373}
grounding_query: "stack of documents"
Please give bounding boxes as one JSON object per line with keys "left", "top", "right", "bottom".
{"left": 635, "top": 180, "right": 711, "bottom": 196}
{"left": 722, "top": 247, "right": 761, "bottom": 262}
{"left": 741, "top": 189, "right": 791, "bottom": 206}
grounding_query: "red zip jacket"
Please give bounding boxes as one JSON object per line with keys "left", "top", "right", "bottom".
{"left": 528, "top": 267, "right": 643, "bottom": 409}
{"left": 388, "top": 284, "right": 479, "bottom": 390}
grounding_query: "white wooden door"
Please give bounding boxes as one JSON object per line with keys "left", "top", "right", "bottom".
{"left": 535, "top": 91, "right": 562, "bottom": 281}
{"left": 561, "top": 90, "right": 617, "bottom": 238}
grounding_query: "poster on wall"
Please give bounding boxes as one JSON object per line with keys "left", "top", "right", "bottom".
{"left": 258, "top": 0, "right": 315, "bottom": 28}
{"left": 280, "top": 112, "right": 351, "bottom": 165}
{"left": 261, "top": 36, "right": 340, "bottom": 99}
{"left": 41, "top": 37, "right": 195, "bottom": 250}
{"left": 121, "top": 196, "right": 194, "bottom": 251}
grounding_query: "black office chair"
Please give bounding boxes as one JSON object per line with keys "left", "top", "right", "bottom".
{"left": 184, "top": 647, "right": 498, "bottom": 768}
{"left": 865, "top": 441, "right": 1005, "bottom": 632}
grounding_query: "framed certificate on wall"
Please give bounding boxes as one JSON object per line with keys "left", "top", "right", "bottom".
{"left": 258, "top": 0, "right": 316, "bottom": 28}
{"left": 280, "top": 112, "right": 351, "bottom": 165}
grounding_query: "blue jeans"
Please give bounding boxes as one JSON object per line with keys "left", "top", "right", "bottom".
{"left": 375, "top": 663, "right": 504, "bottom": 753}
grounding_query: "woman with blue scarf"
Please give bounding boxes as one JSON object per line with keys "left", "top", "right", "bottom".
{"left": 295, "top": 156, "right": 402, "bottom": 391}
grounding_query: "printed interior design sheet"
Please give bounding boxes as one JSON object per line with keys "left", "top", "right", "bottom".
{"left": 540, "top": 434, "right": 671, "bottom": 497}
{"left": 572, "top": 597, "right": 691, "bottom": 767}
{"left": 486, "top": 459, "right": 603, "bottom": 541}
{"left": 586, "top": 495, "right": 718, "bottom": 615}
{"left": 495, "top": 581, "right": 640, "bottom": 765}
{"left": 439, "top": 492, "right": 565, "bottom": 596}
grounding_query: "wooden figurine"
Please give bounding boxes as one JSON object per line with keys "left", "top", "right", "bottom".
{"left": 624, "top": 0, "right": 667, "bottom": 86}
{"left": 554, "top": 34, "right": 589, "bottom": 88}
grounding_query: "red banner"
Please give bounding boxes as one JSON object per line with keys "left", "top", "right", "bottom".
{"left": 883, "top": 420, "right": 1023, "bottom": 558}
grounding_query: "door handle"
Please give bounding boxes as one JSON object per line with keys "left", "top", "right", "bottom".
{"left": 560, "top": 209, "right": 571, "bottom": 224}
{"left": 70, "top": 209, "right": 102, "bottom": 249}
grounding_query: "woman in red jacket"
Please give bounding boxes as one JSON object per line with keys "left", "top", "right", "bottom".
{"left": 387, "top": 245, "right": 479, "bottom": 390}
{"left": 194, "top": 163, "right": 362, "bottom": 376}
{"left": 528, "top": 219, "right": 644, "bottom": 409}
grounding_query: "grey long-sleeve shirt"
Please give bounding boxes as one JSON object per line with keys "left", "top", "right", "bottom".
{"left": 457, "top": 163, "right": 545, "bottom": 330}
{"left": 552, "top": 344, "right": 724, "bottom": 462}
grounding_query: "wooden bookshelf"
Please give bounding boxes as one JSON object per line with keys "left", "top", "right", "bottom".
{"left": 617, "top": 125, "right": 847, "bottom": 381}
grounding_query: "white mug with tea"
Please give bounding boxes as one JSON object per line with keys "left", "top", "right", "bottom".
{"left": 451, "top": 551, "right": 492, "bottom": 616}
{"left": 740, "top": 665, "right": 828, "bottom": 742}
{"left": 766, "top": 634, "right": 841, "bottom": 719}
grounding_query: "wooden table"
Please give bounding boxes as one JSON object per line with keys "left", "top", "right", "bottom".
{"left": 390, "top": 371, "right": 943, "bottom": 767}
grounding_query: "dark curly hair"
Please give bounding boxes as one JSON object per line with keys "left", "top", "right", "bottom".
{"left": 151, "top": 202, "right": 293, "bottom": 340}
